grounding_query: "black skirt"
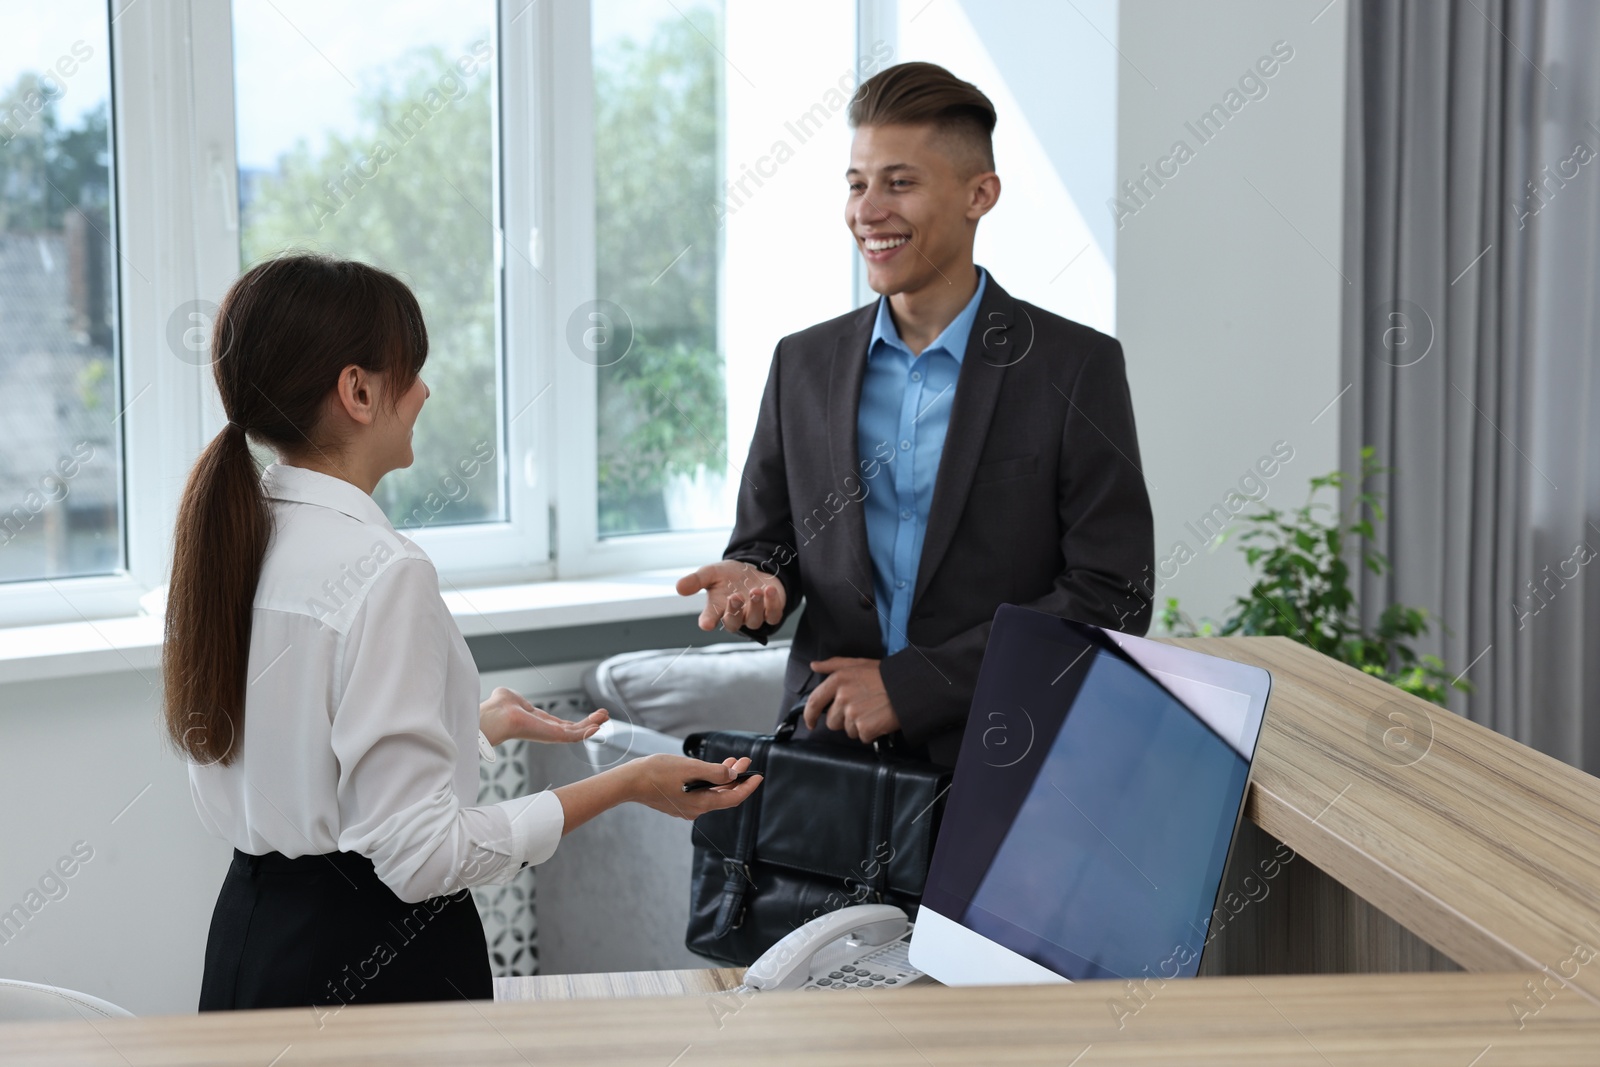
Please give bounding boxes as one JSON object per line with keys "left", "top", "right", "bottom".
{"left": 198, "top": 849, "right": 493, "bottom": 1012}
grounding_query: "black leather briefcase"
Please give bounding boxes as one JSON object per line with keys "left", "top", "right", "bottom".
{"left": 682, "top": 706, "right": 951, "bottom": 966}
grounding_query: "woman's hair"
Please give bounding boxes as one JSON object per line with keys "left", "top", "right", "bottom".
{"left": 163, "top": 254, "right": 428, "bottom": 766}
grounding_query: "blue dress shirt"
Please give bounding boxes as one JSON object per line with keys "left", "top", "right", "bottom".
{"left": 857, "top": 269, "right": 988, "bottom": 654}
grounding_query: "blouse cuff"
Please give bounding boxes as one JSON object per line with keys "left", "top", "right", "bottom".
{"left": 500, "top": 789, "right": 564, "bottom": 870}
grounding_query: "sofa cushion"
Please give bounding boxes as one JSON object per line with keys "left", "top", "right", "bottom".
{"left": 581, "top": 640, "right": 790, "bottom": 739}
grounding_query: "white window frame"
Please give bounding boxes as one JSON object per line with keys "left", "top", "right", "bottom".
{"left": 206, "top": 0, "right": 557, "bottom": 585}
{"left": 547, "top": 0, "right": 731, "bottom": 579}
{"left": 0, "top": 0, "right": 226, "bottom": 627}
{"left": 0, "top": 0, "right": 555, "bottom": 628}
{"left": 411, "top": 0, "right": 553, "bottom": 586}
{"left": 0, "top": 0, "right": 887, "bottom": 628}
{"left": 552, "top": 0, "right": 891, "bottom": 577}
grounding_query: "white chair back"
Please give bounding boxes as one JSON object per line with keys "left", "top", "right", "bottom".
{"left": 0, "top": 979, "right": 133, "bottom": 1022}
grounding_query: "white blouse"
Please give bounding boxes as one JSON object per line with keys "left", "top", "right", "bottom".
{"left": 189, "top": 463, "right": 563, "bottom": 903}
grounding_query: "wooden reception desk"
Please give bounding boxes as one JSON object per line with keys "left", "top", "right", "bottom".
{"left": 6, "top": 637, "right": 1600, "bottom": 1064}
{"left": 1186, "top": 635, "right": 1600, "bottom": 992}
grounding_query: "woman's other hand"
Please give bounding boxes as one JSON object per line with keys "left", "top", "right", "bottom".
{"left": 626, "top": 754, "right": 762, "bottom": 819}
{"left": 553, "top": 755, "right": 761, "bottom": 835}
{"left": 479, "top": 686, "right": 609, "bottom": 747}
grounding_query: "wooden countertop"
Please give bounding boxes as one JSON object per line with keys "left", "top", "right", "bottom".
{"left": 493, "top": 967, "right": 744, "bottom": 1001}
{"left": 5, "top": 972, "right": 1599, "bottom": 1065}
{"left": 1173, "top": 636, "right": 1600, "bottom": 1002}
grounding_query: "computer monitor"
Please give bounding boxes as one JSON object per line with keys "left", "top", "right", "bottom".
{"left": 908, "top": 605, "right": 1272, "bottom": 985}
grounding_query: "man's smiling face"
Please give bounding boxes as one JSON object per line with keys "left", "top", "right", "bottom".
{"left": 845, "top": 122, "right": 993, "bottom": 298}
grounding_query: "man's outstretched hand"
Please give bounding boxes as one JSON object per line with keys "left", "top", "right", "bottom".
{"left": 676, "top": 560, "right": 788, "bottom": 634}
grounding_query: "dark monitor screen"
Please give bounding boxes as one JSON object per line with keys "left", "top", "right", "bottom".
{"left": 921, "top": 609, "right": 1254, "bottom": 981}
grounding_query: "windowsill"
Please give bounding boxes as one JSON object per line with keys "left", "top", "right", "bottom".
{"left": 0, "top": 569, "right": 703, "bottom": 687}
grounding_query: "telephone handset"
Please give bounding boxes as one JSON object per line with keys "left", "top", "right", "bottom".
{"left": 743, "top": 904, "right": 930, "bottom": 992}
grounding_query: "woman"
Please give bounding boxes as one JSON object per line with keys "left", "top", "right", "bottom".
{"left": 164, "top": 254, "right": 759, "bottom": 1011}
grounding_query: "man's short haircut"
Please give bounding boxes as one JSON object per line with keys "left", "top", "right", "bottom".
{"left": 848, "top": 61, "right": 997, "bottom": 174}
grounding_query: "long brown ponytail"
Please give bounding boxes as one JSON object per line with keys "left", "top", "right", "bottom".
{"left": 164, "top": 254, "right": 428, "bottom": 766}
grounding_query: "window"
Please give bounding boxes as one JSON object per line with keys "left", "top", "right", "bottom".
{"left": 0, "top": 0, "right": 917, "bottom": 625}
{"left": 587, "top": 0, "right": 861, "bottom": 544}
{"left": 591, "top": 0, "right": 726, "bottom": 537}
{"left": 232, "top": 0, "right": 504, "bottom": 532}
{"left": 0, "top": 2, "right": 119, "bottom": 585}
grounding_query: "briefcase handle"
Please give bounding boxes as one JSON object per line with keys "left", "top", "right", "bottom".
{"left": 777, "top": 701, "right": 908, "bottom": 757}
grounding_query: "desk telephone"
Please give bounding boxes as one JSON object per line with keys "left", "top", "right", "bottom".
{"left": 742, "top": 904, "right": 932, "bottom": 992}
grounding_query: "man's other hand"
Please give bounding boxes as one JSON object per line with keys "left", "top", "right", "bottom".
{"left": 803, "top": 657, "right": 901, "bottom": 744}
{"left": 676, "top": 560, "right": 788, "bottom": 633}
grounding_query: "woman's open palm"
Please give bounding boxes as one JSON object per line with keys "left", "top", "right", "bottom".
{"left": 479, "top": 686, "right": 609, "bottom": 747}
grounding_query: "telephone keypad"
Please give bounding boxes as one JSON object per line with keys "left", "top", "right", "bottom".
{"left": 798, "top": 934, "right": 926, "bottom": 992}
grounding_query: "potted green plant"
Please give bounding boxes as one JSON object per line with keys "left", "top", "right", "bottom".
{"left": 1161, "top": 447, "right": 1472, "bottom": 706}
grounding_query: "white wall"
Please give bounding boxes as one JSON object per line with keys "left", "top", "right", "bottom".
{"left": 1116, "top": 0, "right": 1347, "bottom": 625}
{"left": 894, "top": 0, "right": 1119, "bottom": 334}
{"left": 0, "top": 669, "right": 229, "bottom": 1016}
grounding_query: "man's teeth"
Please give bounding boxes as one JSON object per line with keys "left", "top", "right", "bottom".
{"left": 864, "top": 236, "right": 908, "bottom": 252}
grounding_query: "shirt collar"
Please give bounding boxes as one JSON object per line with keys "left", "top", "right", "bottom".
{"left": 869, "top": 267, "right": 989, "bottom": 364}
{"left": 261, "top": 463, "right": 396, "bottom": 531}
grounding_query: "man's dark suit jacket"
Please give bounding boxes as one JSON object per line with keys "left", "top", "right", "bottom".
{"left": 724, "top": 273, "right": 1154, "bottom": 766}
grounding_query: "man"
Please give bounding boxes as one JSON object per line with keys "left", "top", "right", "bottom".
{"left": 677, "top": 61, "right": 1153, "bottom": 766}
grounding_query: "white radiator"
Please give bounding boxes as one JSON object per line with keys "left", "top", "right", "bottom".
{"left": 473, "top": 663, "right": 598, "bottom": 977}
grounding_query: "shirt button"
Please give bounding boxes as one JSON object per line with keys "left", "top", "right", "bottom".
{"left": 896, "top": 579, "right": 907, "bottom": 589}
{"left": 900, "top": 440, "right": 911, "bottom": 451}
{"left": 900, "top": 509, "right": 912, "bottom": 521}
{"left": 910, "top": 371, "right": 922, "bottom": 382}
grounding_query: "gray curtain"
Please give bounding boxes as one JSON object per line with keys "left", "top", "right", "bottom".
{"left": 1342, "top": 0, "right": 1600, "bottom": 771}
